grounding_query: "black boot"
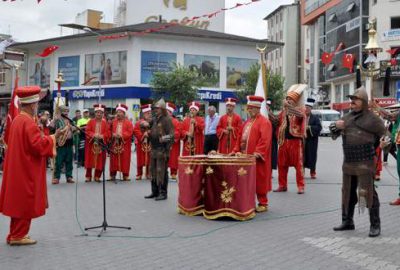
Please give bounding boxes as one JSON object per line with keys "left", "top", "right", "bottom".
{"left": 155, "top": 194, "right": 167, "bottom": 201}
{"left": 333, "top": 205, "right": 355, "bottom": 231}
{"left": 145, "top": 180, "right": 159, "bottom": 199}
{"left": 369, "top": 207, "right": 381, "bottom": 237}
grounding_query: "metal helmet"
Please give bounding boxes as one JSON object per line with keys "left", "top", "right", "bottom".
{"left": 347, "top": 86, "right": 369, "bottom": 104}
{"left": 154, "top": 98, "right": 166, "bottom": 110}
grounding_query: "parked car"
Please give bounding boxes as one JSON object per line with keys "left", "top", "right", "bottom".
{"left": 312, "top": 109, "right": 341, "bottom": 136}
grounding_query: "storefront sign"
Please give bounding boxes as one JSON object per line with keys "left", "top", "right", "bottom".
{"left": 71, "top": 89, "right": 105, "bottom": 99}
{"left": 55, "top": 86, "right": 235, "bottom": 102}
{"left": 332, "top": 98, "right": 396, "bottom": 110}
{"left": 346, "top": 17, "right": 360, "bottom": 33}
{"left": 382, "top": 29, "right": 400, "bottom": 42}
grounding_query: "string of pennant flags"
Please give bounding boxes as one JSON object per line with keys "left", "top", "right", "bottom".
{"left": 2, "top": 0, "right": 43, "bottom": 3}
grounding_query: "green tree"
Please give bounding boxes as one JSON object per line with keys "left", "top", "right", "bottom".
{"left": 150, "top": 63, "right": 203, "bottom": 110}
{"left": 236, "top": 63, "right": 285, "bottom": 111}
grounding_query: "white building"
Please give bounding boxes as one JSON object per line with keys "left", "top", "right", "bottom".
{"left": 10, "top": 23, "right": 281, "bottom": 120}
{"left": 370, "top": 0, "right": 400, "bottom": 100}
{"left": 264, "top": 1, "right": 301, "bottom": 90}
{"left": 114, "top": 0, "right": 225, "bottom": 32}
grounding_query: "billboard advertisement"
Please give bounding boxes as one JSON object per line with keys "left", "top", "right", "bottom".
{"left": 84, "top": 51, "right": 127, "bottom": 86}
{"left": 184, "top": 54, "right": 220, "bottom": 87}
{"left": 226, "top": 57, "right": 258, "bottom": 89}
{"left": 29, "top": 58, "right": 50, "bottom": 89}
{"left": 58, "top": 56, "right": 80, "bottom": 87}
{"left": 141, "top": 51, "right": 177, "bottom": 84}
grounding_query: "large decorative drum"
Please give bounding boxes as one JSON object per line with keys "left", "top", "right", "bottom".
{"left": 177, "top": 155, "right": 207, "bottom": 216}
{"left": 178, "top": 155, "right": 256, "bottom": 221}
{"left": 203, "top": 155, "right": 256, "bottom": 221}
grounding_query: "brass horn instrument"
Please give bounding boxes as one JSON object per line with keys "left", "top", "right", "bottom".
{"left": 185, "top": 112, "right": 196, "bottom": 155}
{"left": 112, "top": 122, "right": 125, "bottom": 173}
{"left": 226, "top": 115, "right": 232, "bottom": 151}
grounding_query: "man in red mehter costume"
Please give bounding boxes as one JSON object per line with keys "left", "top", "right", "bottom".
{"left": 85, "top": 104, "right": 110, "bottom": 182}
{"left": 217, "top": 98, "right": 242, "bottom": 154}
{"left": 166, "top": 102, "right": 181, "bottom": 179}
{"left": 109, "top": 103, "right": 134, "bottom": 181}
{"left": 181, "top": 101, "right": 205, "bottom": 156}
{"left": 133, "top": 104, "right": 152, "bottom": 180}
{"left": 275, "top": 84, "right": 307, "bottom": 194}
{"left": 0, "top": 86, "right": 63, "bottom": 246}
{"left": 233, "top": 95, "right": 272, "bottom": 213}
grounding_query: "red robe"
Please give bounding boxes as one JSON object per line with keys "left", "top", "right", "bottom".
{"left": 234, "top": 114, "right": 272, "bottom": 205}
{"left": 85, "top": 118, "right": 110, "bottom": 170}
{"left": 109, "top": 118, "right": 134, "bottom": 175}
{"left": 133, "top": 119, "right": 151, "bottom": 170}
{"left": 168, "top": 116, "right": 182, "bottom": 173}
{"left": 181, "top": 116, "right": 205, "bottom": 156}
{"left": 0, "top": 112, "right": 55, "bottom": 219}
{"left": 217, "top": 113, "right": 242, "bottom": 154}
{"left": 276, "top": 109, "right": 306, "bottom": 189}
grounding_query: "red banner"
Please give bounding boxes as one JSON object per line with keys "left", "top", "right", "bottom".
{"left": 332, "top": 98, "right": 397, "bottom": 111}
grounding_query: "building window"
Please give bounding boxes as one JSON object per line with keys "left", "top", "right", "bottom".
{"left": 342, "top": 83, "right": 350, "bottom": 100}
{"left": 271, "top": 19, "right": 274, "bottom": 28}
{"left": 346, "top": 2, "right": 355, "bottom": 13}
{"left": 327, "top": 64, "right": 336, "bottom": 72}
{"left": 0, "top": 71, "right": 5, "bottom": 86}
{"left": 280, "top": 12, "right": 283, "bottom": 22}
{"left": 391, "top": 17, "right": 400, "bottom": 29}
{"left": 280, "top": 30, "right": 283, "bottom": 41}
{"left": 276, "top": 14, "right": 279, "bottom": 24}
{"left": 335, "top": 85, "right": 341, "bottom": 103}
{"left": 328, "top": 13, "right": 337, "bottom": 22}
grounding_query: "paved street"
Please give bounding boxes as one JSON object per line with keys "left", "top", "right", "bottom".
{"left": 1, "top": 137, "right": 400, "bottom": 270}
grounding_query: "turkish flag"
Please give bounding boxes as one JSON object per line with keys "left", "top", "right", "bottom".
{"left": 390, "top": 58, "right": 398, "bottom": 66}
{"left": 36, "top": 45, "right": 59, "bottom": 57}
{"left": 321, "top": 52, "right": 333, "bottom": 65}
{"left": 386, "top": 48, "right": 400, "bottom": 57}
{"left": 342, "top": 54, "right": 355, "bottom": 72}
{"left": 4, "top": 76, "right": 19, "bottom": 144}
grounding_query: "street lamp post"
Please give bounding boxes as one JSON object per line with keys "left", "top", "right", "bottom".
{"left": 83, "top": 27, "right": 103, "bottom": 104}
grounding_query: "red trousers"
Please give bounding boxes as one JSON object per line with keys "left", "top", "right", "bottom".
{"left": 7, "top": 218, "right": 31, "bottom": 243}
{"left": 278, "top": 139, "right": 305, "bottom": 189}
{"left": 86, "top": 168, "right": 103, "bottom": 179}
{"left": 257, "top": 194, "right": 269, "bottom": 206}
{"left": 170, "top": 168, "right": 178, "bottom": 175}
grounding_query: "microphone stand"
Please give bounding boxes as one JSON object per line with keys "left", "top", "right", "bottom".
{"left": 62, "top": 115, "right": 131, "bottom": 237}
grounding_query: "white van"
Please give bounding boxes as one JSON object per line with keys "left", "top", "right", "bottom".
{"left": 312, "top": 109, "right": 341, "bottom": 136}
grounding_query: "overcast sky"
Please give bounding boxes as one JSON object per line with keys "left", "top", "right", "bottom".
{"left": 0, "top": 0, "right": 294, "bottom": 42}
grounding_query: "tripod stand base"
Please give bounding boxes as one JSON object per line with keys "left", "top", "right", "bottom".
{"left": 85, "top": 221, "right": 131, "bottom": 237}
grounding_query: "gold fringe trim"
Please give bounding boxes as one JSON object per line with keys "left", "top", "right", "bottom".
{"left": 177, "top": 204, "right": 204, "bottom": 216}
{"left": 203, "top": 210, "right": 256, "bottom": 221}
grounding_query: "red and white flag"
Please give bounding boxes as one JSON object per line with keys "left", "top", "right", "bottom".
{"left": 4, "top": 75, "right": 19, "bottom": 144}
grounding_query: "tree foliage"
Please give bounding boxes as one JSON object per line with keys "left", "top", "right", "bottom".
{"left": 150, "top": 63, "right": 202, "bottom": 109}
{"left": 236, "top": 63, "right": 285, "bottom": 111}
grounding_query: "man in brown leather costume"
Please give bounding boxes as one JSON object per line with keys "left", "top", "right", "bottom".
{"left": 331, "top": 86, "right": 389, "bottom": 237}
{"left": 144, "top": 99, "right": 174, "bottom": 201}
